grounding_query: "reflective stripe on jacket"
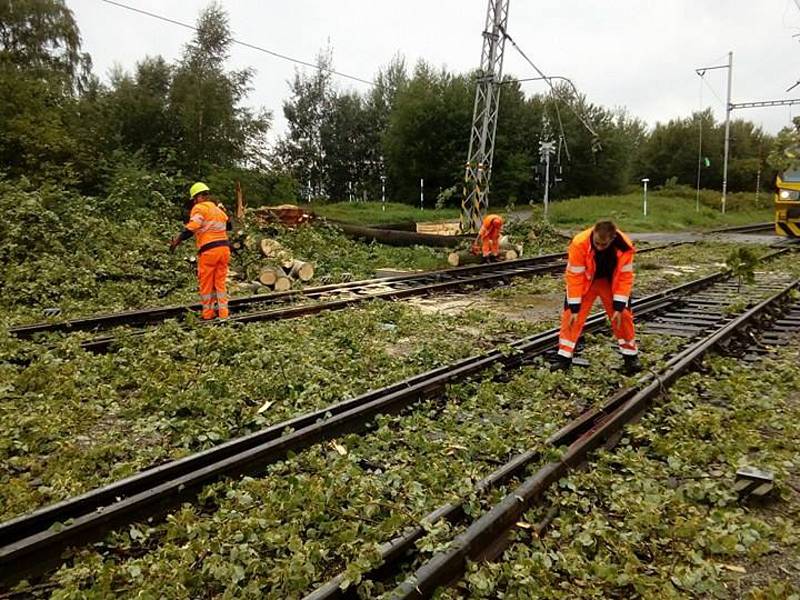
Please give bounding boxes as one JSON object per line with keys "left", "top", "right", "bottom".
{"left": 565, "top": 227, "right": 635, "bottom": 312}
{"left": 186, "top": 201, "right": 229, "bottom": 250}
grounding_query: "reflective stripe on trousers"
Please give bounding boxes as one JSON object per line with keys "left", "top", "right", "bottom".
{"left": 197, "top": 246, "right": 231, "bottom": 320}
{"left": 558, "top": 278, "right": 638, "bottom": 359}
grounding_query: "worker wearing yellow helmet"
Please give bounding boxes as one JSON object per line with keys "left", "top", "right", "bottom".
{"left": 170, "top": 182, "right": 232, "bottom": 320}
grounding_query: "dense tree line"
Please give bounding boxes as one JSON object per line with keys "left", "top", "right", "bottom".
{"left": 0, "top": 1, "right": 782, "bottom": 209}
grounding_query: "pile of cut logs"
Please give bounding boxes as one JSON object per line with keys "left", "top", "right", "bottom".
{"left": 231, "top": 237, "right": 316, "bottom": 293}
{"left": 256, "top": 238, "right": 315, "bottom": 291}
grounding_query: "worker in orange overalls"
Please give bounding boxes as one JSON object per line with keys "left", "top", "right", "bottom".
{"left": 553, "top": 220, "right": 641, "bottom": 374}
{"left": 475, "top": 214, "right": 504, "bottom": 262}
{"left": 170, "top": 182, "right": 232, "bottom": 320}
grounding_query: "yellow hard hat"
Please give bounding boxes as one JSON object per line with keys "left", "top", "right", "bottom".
{"left": 189, "top": 182, "right": 210, "bottom": 199}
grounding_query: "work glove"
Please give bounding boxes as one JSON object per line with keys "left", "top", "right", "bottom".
{"left": 610, "top": 311, "right": 622, "bottom": 329}
{"left": 568, "top": 312, "right": 579, "bottom": 327}
{"left": 169, "top": 236, "right": 180, "bottom": 253}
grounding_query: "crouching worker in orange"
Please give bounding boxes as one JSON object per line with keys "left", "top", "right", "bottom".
{"left": 170, "top": 182, "right": 232, "bottom": 321}
{"left": 552, "top": 220, "right": 642, "bottom": 374}
{"left": 477, "top": 214, "right": 504, "bottom": 262}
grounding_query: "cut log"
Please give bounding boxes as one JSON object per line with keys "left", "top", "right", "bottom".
{"left": 332, "top": 221, "right": 471, "bottom": 248}
{"left": 258, "top": 266, "right": 286, "bottom": 286}
{"left": 447, "top": 250, "right": 482, "bottom": 267}
{"left": 504, "top": 249, "right": 518, "bottom": 260}
{"left": 500, "top": 235, "right": 523, "bottom": 256}
{"left": 260, "top": 238, "right": 288, "bottom": 259}
{"left": 287, "top": 260, "right": 315, "bottom": 282}
{"left": 249, "top": 281, "right": 270, "bottom": 294}
{"left": 273, "top": 276, "right": 292, "bottom": 292}
{"left": 280, "top": 257, "right": 296, "bottom": 271}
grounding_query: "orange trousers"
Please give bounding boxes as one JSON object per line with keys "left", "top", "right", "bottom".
{"left": 198, "top": 246, "right": 230, "bottom": 320}
{"left": 558, "top": 279, "right": 637, "bottom": 359}
{"left": 481, "top": 233, "right": 500, "bottom": 257}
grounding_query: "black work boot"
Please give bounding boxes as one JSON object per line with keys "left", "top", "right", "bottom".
{"left": 622, "top": 354, "right": 642, "bottom": 375}
{"left": 550, "top": 355, "right": 572, "bottom": 372}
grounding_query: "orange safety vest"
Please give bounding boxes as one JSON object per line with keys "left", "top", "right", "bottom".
{"left": 479, "top": 214, "right": 504, "bottom": 239}
{"left": 565, "top": 227, "right": 635, "bottom": 309}
{"left": 186, "top": 200, "right": 229, "bottom": 251}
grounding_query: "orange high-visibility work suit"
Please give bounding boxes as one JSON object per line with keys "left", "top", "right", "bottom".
{"left": 557, "top": 227, "right": 638, "bottom": 359}
{"left": 479, "top": 214, "right": 504, "bottom": 257}
{"left": 185, "top": 200, "right": 230, "bottom": 320}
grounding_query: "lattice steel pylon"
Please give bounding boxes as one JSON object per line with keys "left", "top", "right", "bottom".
{"left": 460, "top": 0, "right": 510, "bottom": 233}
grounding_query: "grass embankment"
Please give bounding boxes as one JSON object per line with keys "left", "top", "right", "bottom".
{"left": 300, "top": 189, "right": 773, "bottom": 234}
{"left": 544, "top": 190, "right": 773, "bottom": 233}
{"left": 302, "top": 201, "right": 460, "bottom": 226}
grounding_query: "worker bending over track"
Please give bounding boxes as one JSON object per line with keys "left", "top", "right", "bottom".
{"left": 170, "top": 182, "right": 232, "bottom": 321}
{"left": 553, "top": 220, "right": 641, "bottom": 374}
{"left": 476, "top": 213, "right": 504, "bottom": 262}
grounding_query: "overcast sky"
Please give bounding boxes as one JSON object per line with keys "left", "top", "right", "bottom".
{"left": 68, "top": 0, "right": 800, "bottom": 144}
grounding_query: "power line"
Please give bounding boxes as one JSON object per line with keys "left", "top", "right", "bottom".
{"left": 99, "top": 0, "right": 375, "bottom": 86}
{"left": 700, "top": 73, "right": 727, "bottom": 108}
{"left": 498, "top": 24, "right": 600, "bottom": 145}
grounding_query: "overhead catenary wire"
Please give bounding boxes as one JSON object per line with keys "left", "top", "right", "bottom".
{"left": 699, "top": 72, "right": 728, "bottom": 109}
{"left": 98, "top": 0, "right": 375, "bottom": 86}
{"left": 500, "top": 27, "right": 600, "bottom": 146}
{"left": 502, "top": 33, "right": 573, "bottom": 160}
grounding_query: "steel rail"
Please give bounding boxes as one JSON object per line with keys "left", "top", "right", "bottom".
{"left": 0, "top": 295, "right": 680, "bottom": 585}
{"left": 309, "top": 251, "right": 792, "bottom": 597}
{"left": 34, "top": 244, "right": 682, "bottom": 354}
{"left": 390, "top": 275, "right": 800, "bottom": 599}
{"left": 0, "top": 261, "right": 720, "bottom": 586}
{"left": 706, "top": 222, "right": 775, "bottom": 234}
{"left": 304, "top": 384, "right": 641, "bottom": 600}
{"left": 8, "top": 254, "right": 567, "bottom": 338}
{"left": 304, "top": 263, "right": 793, "bottom": 599}
{"left": 0, "top": 247, "right": 787, "bottom": 586}
{"left": 77, "top": 258, "right": 569, "bottom": 353}
{"left": 9, "top": 244, "right": 682, "bottom": 341}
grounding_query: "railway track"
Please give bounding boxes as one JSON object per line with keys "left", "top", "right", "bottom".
{"left": 8, "top": 243, "right": 681, "bottom": 353}
{"left": 707, "top": 221, "right": 775, "bottom": 235}
{"left": 0, "top": 247, "right": 790, "bottom": 589}
{"left": 346, "top": 274, "right": 800, "bottom": 599}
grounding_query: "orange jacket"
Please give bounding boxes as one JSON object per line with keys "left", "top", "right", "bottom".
{"left": 479, "top": 214, "right": 504, "bottom": 240}
{"left": 186, "top": 200, "right": 229, "bottom": 250}
{"left": 565, "top": 227, "right": 635, "bottom": 312}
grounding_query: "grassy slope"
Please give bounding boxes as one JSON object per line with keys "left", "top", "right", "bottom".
{"left": 300, "top": 192, "right": 774, "bottom": 234}
{"left": 543, "top": 191, "right": 774, "bottom": 233}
